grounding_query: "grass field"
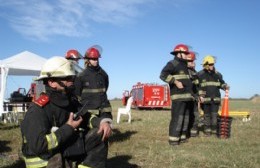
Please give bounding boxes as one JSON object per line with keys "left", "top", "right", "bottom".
{"left": 0, "top": 100, "right": 259, "bottom": 168}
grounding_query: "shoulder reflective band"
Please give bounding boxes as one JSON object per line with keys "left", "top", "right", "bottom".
{"left": 82, "top": 88, "right": 106, "bottom": 93}
{"left": 24, "top": 156, "right": 48, "bottom": 168}
{"left": 46, "top": 132, "right": 58, "bottom": 150}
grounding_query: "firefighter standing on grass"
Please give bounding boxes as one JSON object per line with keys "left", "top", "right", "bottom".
{"left": 21, "top": 57, "right": 110, "bottom": 168}
{"left": 74, "top": 45, "right": 113, "bottom": 165}
{"left": 186, "top": 52, "right": 201, "bottom": 137}
{"left": 160, "top": 44, "right": 194, "bottom": 146}
{"left": 197, "top": 55, "right": 229, "bottom": 136}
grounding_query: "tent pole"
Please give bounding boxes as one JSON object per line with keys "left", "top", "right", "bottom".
{"left": 0, "top": 66, "right": 9, "bottom": 118}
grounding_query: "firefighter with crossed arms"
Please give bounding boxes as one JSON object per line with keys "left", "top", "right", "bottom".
{"left": 197, "top": 55, "right": 229, "bottom": 136}
{"left": 21, "top": 56, "right": 111, "bottom": 168}
{"left": 160, "top": 44, "right": 195, "bottom": 146}
{"left": 74, "top": 45, "right": 113, "bottom": 166}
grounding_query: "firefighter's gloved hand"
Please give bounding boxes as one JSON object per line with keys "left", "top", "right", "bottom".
{"left": 194, "top": 96, "right": 200, "bottom": 102}
{"left": 51, "top": 126, "right": 59, "bottom": 132}
{"left": 223, "top": 84, "right": 230, "bottom": 91}
{"left": 225, "top": 84, "right": 230, "bottom": 90}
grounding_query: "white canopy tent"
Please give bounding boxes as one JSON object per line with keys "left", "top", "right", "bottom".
{"left": 0, "top": 51, "right": 47, "bottom": 117}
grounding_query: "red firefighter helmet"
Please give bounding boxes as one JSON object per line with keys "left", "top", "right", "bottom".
{"left": 186, "top": 51, "right": 196, "bottom": 61}
{"left": 84, "top": 45, "right": 102, "bottom": 59}
{"left": 170, "top": 44, "right": 190, "bottom": 55}
{"left": 65, "top": 49, "right": 82, "bottom": 60}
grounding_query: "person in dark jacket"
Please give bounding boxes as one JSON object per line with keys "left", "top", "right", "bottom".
{"left": 186, "top": 51, "right": 201, "bottom": 137}
{"left": 65, "top": 49, "right": 84, "bottom": 74}
{"left": 197, "top": 55, "right": 229, "bottom": 136}
{"left": 74, "top": 45, "right": 113, "bottom": 165}
{"left": 160, "top": 44, "right": 195, "bottom": 146}
{"left": 21, "top": 56, "right": 109, "bottom": 168}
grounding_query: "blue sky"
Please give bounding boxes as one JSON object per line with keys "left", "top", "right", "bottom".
{"left": 0, "top": 0, "right": 259, "bottom": 99}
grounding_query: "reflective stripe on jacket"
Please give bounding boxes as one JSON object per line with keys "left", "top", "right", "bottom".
{"left": 198, "top": 69, "right": 227, "bottom": 104}
{"left": 160, "top": 57, "right": 194, "bottom": 101}
{"left": 74, "top": 65, "right": 113, "bottom": 128}
{"left": 21, "top": 88, "right": 78, "bottom": 163}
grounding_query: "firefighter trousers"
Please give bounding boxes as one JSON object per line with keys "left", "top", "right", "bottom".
{"left": 78, "top": 128, "right": 108, "bottom": 168}
{"left": 188, "top": 101, "right": 200, "bottom": 135}
{"left": 47, "top": 153, "right": 72, "bottom": 168}
{"left": 201, "top": 103, "right": 220, "bottom": 133}
{"left": 24, "top": 128, "right": 108, "bottom": 168}
{"left": 169, "top": 100, "right": 192, "bottom": 140}
{"left": 64, "top": 128, "right": 108, "bottom": 168}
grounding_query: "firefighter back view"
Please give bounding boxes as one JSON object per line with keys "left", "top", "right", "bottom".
{"left": 160, "top": 44, "right": 195, "bottom": 146}
{"left": 197, "top": 55, "right": 229, "bottom": 136}
{"left": 21, "top": 56, "right": 109, "bottom": 168}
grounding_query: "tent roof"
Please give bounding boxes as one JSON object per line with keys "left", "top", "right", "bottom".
{"left": 0, "top": 51, "right": 47, "bottom": 76}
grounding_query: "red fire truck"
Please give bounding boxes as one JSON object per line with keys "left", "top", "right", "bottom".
{"left": 122, "top": 82, "right": 171, "bottom": 109}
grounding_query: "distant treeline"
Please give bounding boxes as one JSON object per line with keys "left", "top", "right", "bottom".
{"left": 110, "top": 94, "right": 260, "bottom": 101}
{"left": 229, "top": 98, "right": 250, "bottom": 100}
{"left": 250, "top": 94, "right": 259, "bottom": 98}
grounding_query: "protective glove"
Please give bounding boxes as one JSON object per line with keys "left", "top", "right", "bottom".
{"left": 224, "top": 84, "right": 230, "bottom": 90}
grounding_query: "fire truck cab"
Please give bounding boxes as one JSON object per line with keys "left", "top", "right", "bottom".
{"left": 123, "top": 82, "right": 171, "bottom": 109}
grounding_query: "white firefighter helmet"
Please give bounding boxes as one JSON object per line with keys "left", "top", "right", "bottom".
{"left": 36, "top": 56, "right": 75, "bottom": 80}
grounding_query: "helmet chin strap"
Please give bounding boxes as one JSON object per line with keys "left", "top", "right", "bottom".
{"left": 88, "top": 61, "right": 94, "bottom": 66}
{"left": 178, "top": 53, "right": 187, "bottom": 61}
{"left": 87, "top": 59, "right": 99, "bottom": 67}
{"left": 85, "top": 59, "right": 93, "bottom": 67}
{"left": 181, "top": 53, "right": 185, "bottom": 59}
{"left": 57, "top": 80, "right": 66, "bottom": 88}
{"left": 204, "top": 65, "right": 215, "bottom": 72}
